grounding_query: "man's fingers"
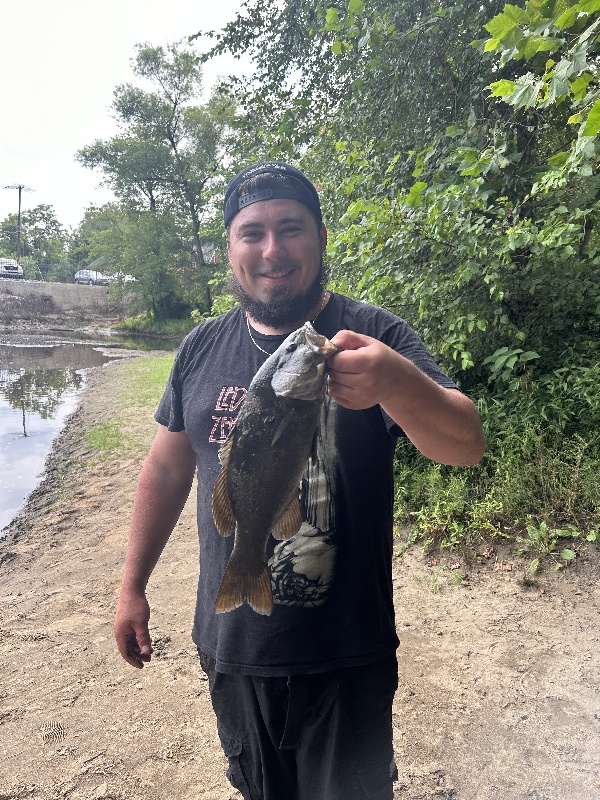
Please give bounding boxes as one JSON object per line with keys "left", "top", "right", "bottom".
{"left": 134, "top": 628, "right": 153, "bottom": 657}
{"left": 114, "top": 591, "right": 152, "bottom": 668}
{"left": 116, "top": 625, "right": 153, "bottom": 669}
{"left": 328, "top": 332, "right": 378, "bottom": 377}
{"left": 330, "top": 329, "right": 373, "bottom": 351}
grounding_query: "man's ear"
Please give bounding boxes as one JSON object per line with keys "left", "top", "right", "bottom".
{"left": 319, "top": 224, "right": 328, "bottom": 253}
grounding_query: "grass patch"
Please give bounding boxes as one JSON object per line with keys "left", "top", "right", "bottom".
{"left": 85, "top": 421, "right": 133, "bottom": 458}
{"left": 84, "top": 354, "right": 175, "bottom": 462}
{"left": 119, "top": 354, "right": 175, "bottom": 409}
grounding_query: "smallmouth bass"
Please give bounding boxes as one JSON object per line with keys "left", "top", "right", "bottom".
{"left": 211, "top": 321, "right": 338, "bottom": 615}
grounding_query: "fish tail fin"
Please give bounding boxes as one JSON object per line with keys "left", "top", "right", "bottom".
{"left": 214, "top": 559, "right": 273, "bottom": 616}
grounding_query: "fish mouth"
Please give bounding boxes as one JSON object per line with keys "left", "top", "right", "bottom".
{"left": 303, "top": 323, "right": 339, "bottom": 358}
{"left": 272, "top": 325, "right": 338, "bottom": 400}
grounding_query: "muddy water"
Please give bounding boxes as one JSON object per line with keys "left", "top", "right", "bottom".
{"left": 0, "top": 331, "right": 174, "bottom": 534}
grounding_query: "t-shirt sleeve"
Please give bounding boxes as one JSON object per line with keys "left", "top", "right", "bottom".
{"left": 370, "top": 311, "right": 458, "bottom": 437}
{"left": 154, "top": 355, "right": 185, "bottom": 431}
{"left": 382, "top": 321, "right": 457, "bottom": 390}
{"left": 154, "top": 326, "right": 202, "bottom": 431}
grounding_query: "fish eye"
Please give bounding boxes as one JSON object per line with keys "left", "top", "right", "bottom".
{"left": 285, "top": 343, "right": 298, "bottom": 353}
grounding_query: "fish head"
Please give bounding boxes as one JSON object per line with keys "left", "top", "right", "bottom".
{"left": 271, "top": 322, "right": 338, "bottom": 401}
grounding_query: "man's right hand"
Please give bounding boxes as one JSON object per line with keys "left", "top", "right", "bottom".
{"left": 114, "top": 589, "right": 153, "bottom": 669}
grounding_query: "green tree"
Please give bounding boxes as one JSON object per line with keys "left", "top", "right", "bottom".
{"left": 0, "top": 213, "right": 18, "bottom": 259}
{"left": 205, "top": 0, "right": 598, "bottom": 380}
{"left": 77, "top": 40, "right": 232, "bottom": 276}
{"left": 198, "top": 1, "right": 505, "bottom": 200}
{"left": 22, "top": 204, "right": 69, "bottom": 280}
{"left": 69, "top": 203, "right": 124, "bottom": 268}
{"left": 1, "top": 205, "right": 69, "bottom": 280}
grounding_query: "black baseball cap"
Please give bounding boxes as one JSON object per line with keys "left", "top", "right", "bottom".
{"left": 223, "top": 162, "right": 322, "bottom": 229}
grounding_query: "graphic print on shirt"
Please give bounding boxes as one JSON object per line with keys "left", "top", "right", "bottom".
{"left": 269, "top": 397, "right": 338, "bottom": 608}
{"left": 210, "top": 386, "right": 247, "bottom": 444}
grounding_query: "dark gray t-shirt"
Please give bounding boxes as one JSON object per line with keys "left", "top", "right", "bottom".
{"left": 155, "top": 293, "right": 456, "bottom": 676}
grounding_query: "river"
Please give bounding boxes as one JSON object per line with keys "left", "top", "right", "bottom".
{"left": 0, "top": 329, "right": 175, "bottom": 535}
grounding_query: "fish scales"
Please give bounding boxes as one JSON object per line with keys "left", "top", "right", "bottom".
{"left": 212, "top": 322, "right": 338, "bottom": 616}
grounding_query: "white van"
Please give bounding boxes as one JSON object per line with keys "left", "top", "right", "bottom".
{"left": 0, "top": 258, "right": 24, "bottom": 279}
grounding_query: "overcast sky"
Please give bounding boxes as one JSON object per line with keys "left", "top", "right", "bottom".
{"left": 1, "top": 0, "right": 250, "bottom": 232}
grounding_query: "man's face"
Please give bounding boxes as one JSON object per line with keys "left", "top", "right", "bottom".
{"left": 227, "top": 198, "right": 327, "bottom": 328}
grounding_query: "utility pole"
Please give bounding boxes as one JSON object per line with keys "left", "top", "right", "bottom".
{"left": 3, "top": 183, "right": 34, "bottom": 262}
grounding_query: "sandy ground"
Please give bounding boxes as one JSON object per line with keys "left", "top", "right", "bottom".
{"left": 1, "top": 358, "right": 599, "bottom": 800}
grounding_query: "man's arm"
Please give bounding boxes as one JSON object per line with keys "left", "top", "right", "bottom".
{"left": 328, "top": 330, "right": 486, "bottom": 466}
{"left": 114, "top": 424, "right": 197, "bottom": 668}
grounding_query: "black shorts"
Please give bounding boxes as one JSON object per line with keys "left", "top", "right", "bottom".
{"left": 198, "top": 651, "right": 398, "bottom": 800}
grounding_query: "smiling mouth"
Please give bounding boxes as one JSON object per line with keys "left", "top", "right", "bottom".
{"left": 259, "top": 269, "right": 296, "bottom": 280}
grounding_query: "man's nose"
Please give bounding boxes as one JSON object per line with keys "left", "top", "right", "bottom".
{"left": 262, "top": 232, "right": 285, "bottom": 259}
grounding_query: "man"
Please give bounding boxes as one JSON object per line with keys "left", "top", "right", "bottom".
{"left": 114, "top": 162, "right": 486, "bottom": 800}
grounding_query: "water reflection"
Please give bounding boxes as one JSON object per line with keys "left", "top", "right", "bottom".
{"left": 0, "top": 367, "right": 84, "bottom": 436}
{"left": 0, "top": 340, "right": 131, "bottom": 535}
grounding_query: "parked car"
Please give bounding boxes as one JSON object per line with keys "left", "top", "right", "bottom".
{"left": 111, "top": 271, "right": 136, "bottom": 283}
{"left": 74, "top": 269, "right": 110, "bottom": 286}
{"left": 0, "top": 258, "right": 24, "bottom": 279}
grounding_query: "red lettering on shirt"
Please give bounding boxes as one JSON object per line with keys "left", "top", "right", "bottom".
{"left": 210, "top": 415, "right": 237, "bottom": 444}
{"left": 215, "top": 386, "right": 247, "bottom": 412}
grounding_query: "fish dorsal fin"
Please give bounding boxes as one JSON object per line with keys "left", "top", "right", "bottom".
{"left": 271, "top": 494, "right": 302, "bottom": 541}
{"left": 212, "top": 436, "right": 236, "bottom": 537}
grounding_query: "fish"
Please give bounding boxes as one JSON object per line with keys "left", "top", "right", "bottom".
{"left": 211, "top": 321, "right": 339, "bottom": 615}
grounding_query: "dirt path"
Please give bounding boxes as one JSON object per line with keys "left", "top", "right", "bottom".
{"left": 1, "top": 359, "right": 599, "bottom": 800}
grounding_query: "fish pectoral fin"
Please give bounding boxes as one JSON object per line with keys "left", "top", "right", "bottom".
{"left": 214, "top": 558, "right": 273, "bottom": 616}
{"left": 271, "top": 495, "right": 302, "bottom": 541}
{"left": 271, "top": 411, "right": 294, "bottom": 446}
{"left": 212, "top": 438, "right": 236, "bottom": 537}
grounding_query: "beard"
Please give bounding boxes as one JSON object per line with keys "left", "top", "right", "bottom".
{"left": 227, "top": 264, "right": 325, "bottom": 329}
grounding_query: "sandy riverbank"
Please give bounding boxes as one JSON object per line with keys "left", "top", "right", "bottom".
{"left": 1, "top": 358, "right": 599, "bottom": 800}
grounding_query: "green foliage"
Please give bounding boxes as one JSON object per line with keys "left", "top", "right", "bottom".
{"left": 482, "top": 1, "right": 600, "bottom": 161}
{"left": 195, "top": 0, "right": 600, "bottom": 549}
{"left": 69, "top": 203, "right": 122, "bottom": 267}
{"left": 191, "top": 289, "right": 236, "bottom": 324}
{"left": 116, "top": 314, "right": 195, "bottom": 337}
{"left": 394, "top": 416, "right": 599, "bottom": 553}
{"left": 85, "top": 206, "right": 193, "bottom": 320}
{"left": 513, "top": 518, "right": 599, "bottom": 575}
{"left": 0, "top": 204, "right": 69, "bottom": 280}
{"left": 515, "top": 520, "right": 577, "bottom": 559}
{"left": 328, "top": 133, "right": 600, "bottom": 389}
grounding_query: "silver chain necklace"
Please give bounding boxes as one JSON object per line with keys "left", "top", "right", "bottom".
{"left": 245, "top": 291, "right": 331, "bottom": 356}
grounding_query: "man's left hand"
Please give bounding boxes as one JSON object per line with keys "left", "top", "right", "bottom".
{"left": 327, "top": 330, "right": 399, "bottom": 410}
